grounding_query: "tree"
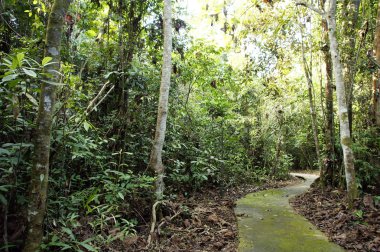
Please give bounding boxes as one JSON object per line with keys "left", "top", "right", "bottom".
{"left": 341, "top": 0, "right": 360, "bottom": 134}
{"left": 148, "top": 0, "right": 172, "bottom": 201}
{"left": 297, "top": 11, "right": 322, "bottom": 172}
{"left": 23, "top": 0, "right": 70, "bottom": 251}
{"left": 320, "top": 0, "right": 335, "bottom": 187}
{"left": 325, "top": 0, "right": 358, "bottom": 206}
{"left": 296, "top": 0, "right": 358, "bottom": 206}
{"left": 373, "top": 0, "right": 380, "bottom": 126}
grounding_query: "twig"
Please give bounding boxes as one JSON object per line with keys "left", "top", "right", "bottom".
{"left": 85, "top": 81, "right": 110, "bottom": 114}
{"left": 157, "top": 209, "right": 183, "bottom": 233}
{"left": 90, "top": 85, "right": 114, "bottom": 113}
{"left": 295, "top": 1, "right": 325, "bottom": 16}
{"left": 146, "top": 200, "right": 167, "bottom": 248}
{"left": 367, "top": 53, "right": 380, "bottom": 69}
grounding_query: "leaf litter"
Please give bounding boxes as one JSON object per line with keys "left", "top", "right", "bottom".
{"left": 290, "top": 187, "right": 380, "bottom": 252}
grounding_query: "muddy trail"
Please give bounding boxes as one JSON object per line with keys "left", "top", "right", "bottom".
{"left": 235, "top": 173, "right": 345, "bottom": 252}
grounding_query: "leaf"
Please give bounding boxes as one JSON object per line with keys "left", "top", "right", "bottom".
{"left": 62, "top": 227, "right": 75, "bottom": 240}
{"left": 0, "top": 148, "right": 11, "bottom": 156}
{"left": 41, "top": 79, "right": 66, "bottom": 86}
{"left": 42, "top": 56, "right": 52, "bottom": 66}
{"left": 79, "top": 243, "right": 97, "bottom": 252}
{"left": 2, "top": 74, "right": 19, "bottom": 82}
{"left": 25, "top": 93, "right": 38, "bottom": 107}
{"left": 83, "top": 121, "right": 90, "bottom": 132}
{"left": 118, "top": 192, "right": 125, "bottom": 200}
{"left": 16, "top": 53, "right": 25, "bottom": 67}
{"left": 86, "top": 30, "right": 97, "bottom": 38}
{"left": 0, "top": 194, "right": 7, "bottom": 205}
{"left": 104, "top": 71, "right": 116, "bottom": 79}
{"left": 40, "top": 174, "right": 45, "bottom": 182}
{"left": 22, "top": 68, "right": 37, "bottom": 78}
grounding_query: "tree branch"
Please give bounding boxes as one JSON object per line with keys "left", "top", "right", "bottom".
{"left": 295, "top": 1, "right": 325, "bottom": 16}
{"left": 367, "top": 53, "right": 380, "bottom": 69}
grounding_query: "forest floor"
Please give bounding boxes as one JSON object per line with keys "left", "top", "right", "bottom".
{"left": 290, "top": 186, "right": 380, "bottom": 252}
{"left": 115, "top": 178, "right": 299, "bottom": 251}
{"left": 76, "top": 174, "right": 379, "bottom": 252}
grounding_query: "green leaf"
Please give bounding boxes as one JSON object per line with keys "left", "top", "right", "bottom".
{"left": 83, "top": 121, "right": 90, "bottom": 132}
{"left": 40, "top": 174, "right": 45, "bottom": 182}
{"left": 25, "top": 93, "right": 38, "bottom": 107}
{"left": 118, "top": 192, "right": 124, "bottom": 200}
{"left": 62, "top": 227, "right": 75, "bottom": 240}
{"left": 42, "top": 57, "right": 53, "bottom": 66}
{"left": 16, "top": 53, "right": 24, "bottom": 67}
{"left": 79, "top": 243, "right": 97, "bottom": 252}
{"left": 0, "top": 148, "right": 11, "bottom": 156}
{"left": 86, "top": 30, "right": 97, "bottom": 38}
{"left": 0, "top": 194, "right": 7, "bottom": 205}
{"left": 2, "top": 74, "right": 19, "bottom": 82}
{"left": 40, "top": 79, "right": 66, "bottom": 86}
{"left": 22, "top": 68, "right": 37, "bottom": 78}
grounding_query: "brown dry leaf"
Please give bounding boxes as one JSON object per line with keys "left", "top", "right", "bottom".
{"left": 220, "top": 229, "right": 234, "bottom": 239}
{"left": 108, "top": 228, "right": 120, "bottom": 235}
{"left": 123, "top": 235, "right": 138, "bottom": 246}
{"left": 207, "top": 213, "right": 219, "bottom": 224}
{"left": 363, "top": 194, "right": 375, "bottom": 209}
{"left": 183, "top": 218, "right": 191, "bottom": 228}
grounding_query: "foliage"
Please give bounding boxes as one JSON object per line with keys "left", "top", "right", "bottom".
{"left": 1, "top": 0, "right": 380, "bottom": 250}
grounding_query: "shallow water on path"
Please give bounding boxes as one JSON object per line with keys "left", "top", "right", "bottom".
{"left": 235, "top": 173, "right": 345, "bottom": 252}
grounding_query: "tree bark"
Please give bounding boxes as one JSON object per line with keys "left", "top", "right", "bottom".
{"left": 299, "top": 18, "right": 322, "bottom": 171}
{"left": 148, "top": 0, "right": 172, "bottom": 201}
{"left": 326, "top": 0, "right": 358, "bottom": 207}
{"left": 320, "top": 0, "right": 335, "bottom": 187}
{"left": 341, "top": 0, "right": 360, "bottom": 134}
{"left": 373, "top": 0, "right": 380, "bottom": 126}
{"left": 23, "top": 1, "right": 70, "bottom": 251}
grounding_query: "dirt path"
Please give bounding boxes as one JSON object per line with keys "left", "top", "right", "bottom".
{"left": 235, "top": 173, "right": 345, "bottom": 252}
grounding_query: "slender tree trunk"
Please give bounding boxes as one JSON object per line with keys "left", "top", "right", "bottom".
{"left": 320, "top": 0, "right": 335, "bottom": 187}
{"left": 326, "top": 0, "right": 358, "bottom": 207}
{"left": 341, "top": 0, "right": 360, "bottom": 134}
{"left": 148, "top": 0, "right": 172, "bottom": 201}
{"left": 273, "top": 111, "right": 283, "bottom": 176}
{"left": 299, "top": 19, "right": 322, "bottom": 171}
{"left": 373, "top": 0, "right": 380, "bottom": 126}
{"left": 23, "top": 1, "right": 70, "bottom": 251}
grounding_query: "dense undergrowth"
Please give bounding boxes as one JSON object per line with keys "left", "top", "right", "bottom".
{"left": 1, "top": 0, "right": 380, "bottom": 251}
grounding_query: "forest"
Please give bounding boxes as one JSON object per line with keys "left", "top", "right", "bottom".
{"left": 0, "top": 0, "right": 379, "bottom": 251}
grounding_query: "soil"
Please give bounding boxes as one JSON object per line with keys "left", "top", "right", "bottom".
{"left": 290, "top": 187, "right": 380, "bottom": 252}
{"left": 116, "top": 179, "right": 299, "bottom": 252}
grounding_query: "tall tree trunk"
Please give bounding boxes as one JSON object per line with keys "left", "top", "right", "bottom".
{"left": 148, "top": 0, "right": 172, "bottom": 201}
{"left": 326, "top": 0, "right": 358, "bottom": 207}
{"left": 341, "top": 0, "right": 360, "bottom": 134}
{"left": 299, "top": 18, "right": 322, "bottom": 171}
{"left": 23, "top": 0, "right": 70, "bottom": 251}
{"left": 373, "top": 0, "right": 380, "bottom": 126}
{"left": 320, "top": 0, "right": 335, "bottom": 187}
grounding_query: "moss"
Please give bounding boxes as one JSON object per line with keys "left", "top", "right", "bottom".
{"left": 341, "top": 136, "right": 352, "bottom": 147}
{"left": 235, "top": 180, "right": 345, "bottom": 252}
{"left": 341, "top": 112, "right": 349, "bottom": 122}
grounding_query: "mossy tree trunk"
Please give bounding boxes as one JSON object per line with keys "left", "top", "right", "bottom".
{"left": 326, "top": 0, "right": 358, "bottom": 207}
{"left": 23, "top": 0, "right": 70, "bottom": 251}
{"left": 148, "top": 0, "right": 172, "bottom": 201}
{"left": 320, "top": 0, "right": 335, "bottom": 187}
